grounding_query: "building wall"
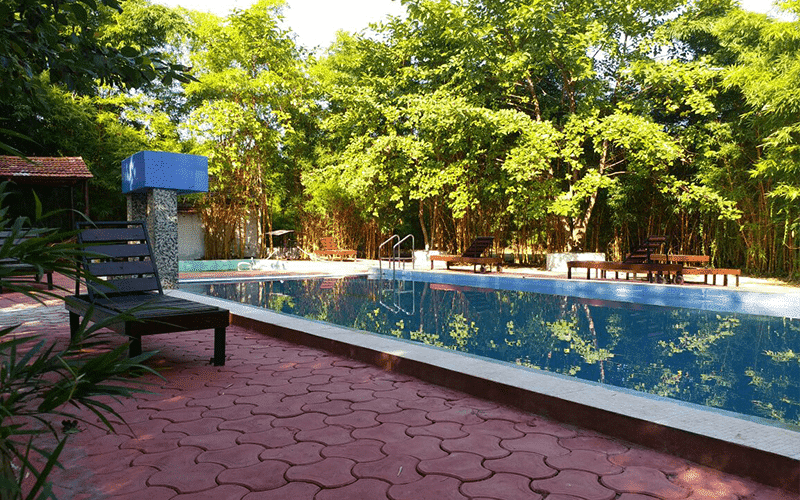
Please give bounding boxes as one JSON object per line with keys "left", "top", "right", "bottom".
{"left": 178, "top": 212, "right": 205, "bottom": 260}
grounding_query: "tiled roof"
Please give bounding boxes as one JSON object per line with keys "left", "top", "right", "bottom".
{"left": 0, "top": 156, "right": 93, "bottom": 180}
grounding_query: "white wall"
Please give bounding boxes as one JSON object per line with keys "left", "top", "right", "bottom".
{"left": 178, "top": 212, "right": 205, "bottom": 260}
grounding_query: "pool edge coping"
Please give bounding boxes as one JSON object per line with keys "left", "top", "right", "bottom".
{"left": 169, "top": 289, "right": 800, "bottom": 493}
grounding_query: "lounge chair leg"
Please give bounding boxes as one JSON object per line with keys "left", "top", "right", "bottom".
{"left": 69, "top": 312, "right": 79, "bottom": 339}
{"left": 129, "top": 335, "right": 143, "bottom": 358}
{"left": 213, "top": 327, "right": 226, "bottom": 366}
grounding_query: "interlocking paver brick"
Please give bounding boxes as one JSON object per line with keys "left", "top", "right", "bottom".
{"left": 90, "top": 466, "right": 160, "bottom": 497}
{"left": 322, "top": 439, "right": 386, "bottom": 462}
{"left": 148, "top": 462, "right": 225, "bottom": 494}
{"left": 120, "top": 432, "right": 185, "bottom": 454}
{"left": 484, "top": 451, "right": 557, "bottom": 479}
{"left": 75, "top": 449, "right": 141, "bottom": 475}
{"left": 353, "top": 454, "right": 422, "bottom": 484}
{"left": 531, "top": 470, "right": 616, "bottom": 500}
{"left": 237, "top": 427, "right": 297, "bottom": 448}
{"left": 407, "top": 422, "right": 469, "bottom": 439}
{"left": 462, "top": 419, "right": 526, "bottom": 439}
{"left": 601, "top": 466, "right": 689, "bottom": 498}
{"left": 202, "top": 403, "right": 256, "bottom": 420}
{"left": 560, "top": 435, "right": 629, "bottom": 455}
{"left": 398, "top": 395, "right": 451, "bottom": 412}
{"left": 308, "top": 381, "right": 354, "bottom": 393}
{"left": 388, "top": 474, "right": 468, "bottom": 500}
{"left": 377, "top": 408, "right": 432, "bottom": 426}
{"left": 610, "top": 447, "right": 689, "bottom": 474}
{"left": 197, "top": 443, "right": 265, "bottom": 468}
{"left": 259, "top": 441, "right": 325, "bottom": 464}
{"left": 352, "top": 422, "right": 412, "bottom": 443}
{"left": 132, "top": 445, "right": 203, "bottom": 470}
{"left": 165, "top": 416, "right": 224, "bottom": 436}
{"left": 545, "top": 450, "right": 623, "bottom": 475}
{"left": 325, "top": 409, "right": 380, "bottom": 428}
{"left": 382, "top": 435, "right": 448, "bottom": 460}
{"left": 219, "top": 415, "right": 276, "bottom": 434}
{"left": 216, "top": 459, "right": 290, "bottom": 490}
{"left": 419, "top": 452, "right": 492, "bottom": 481}
{"left": 328, "top": 389, "right": 376, "bottom": 402}
{"left": 302, "top": 399, "right": 353, "bottom": 415}
{"left": 461, "top": 472, "right": 544, "bottom": 500}
{"left": 515, "top": 419, "right": 579, "bottom": 438}
{"left": 152, "top": 406, "right": 206, "bottom": 423}
{"left": 112, "top": 487, "right": 178, "bottom": 500}
{"left": 443, "top": 432, "right": 509, "bottom": 459}
{"left": 187, "top": 393, "right": 238, "bottom": 409}
{"left": 352, "top": 397, "right": 404, "bottom": 413}
{"left": 285, "top": 457, "right": 357, "bottom": 488}
{"left": 671, "top": 466, "right": 754, "bottom": 499}
{"left": 241, "top": 481, "right": 320, "bottom": 500}
{"left": 272, "top": 411, "right": 328, "bottom": 431}
{"left": 16, "top": 293, "right": 799, "bottom": 500}
{"left": 296, "top": 424, "right": 355, "bottom": 445}
{"left": 427, "top": 407, "right": 485, "bottom": 425}
{"left": 172, "top": 484, "right": 249, "bottom": 500}
{"left": 501, "top": 434, "right": 570, "bottom": 457}
{"left": 180, "top": 429, "right": 241, "bottom": 450}
{"left": 316, "top": 478, "right": 392, "bottom": 500}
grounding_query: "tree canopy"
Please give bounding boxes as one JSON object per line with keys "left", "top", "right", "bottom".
{"left": 2, "top": 0, "right": 799, "bottom": 278}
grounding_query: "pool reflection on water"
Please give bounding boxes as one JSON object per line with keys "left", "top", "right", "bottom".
{"left": 182, "top": 276, "right": 800, "bottom": 428}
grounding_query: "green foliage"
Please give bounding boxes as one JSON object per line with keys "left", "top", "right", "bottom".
{"left": 0, "top": 182, "right": 160, "bottom": 499}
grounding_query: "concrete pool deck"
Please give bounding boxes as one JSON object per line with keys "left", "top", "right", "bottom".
{"left": 3, "top": 269, "right": 800, "bottom": 498}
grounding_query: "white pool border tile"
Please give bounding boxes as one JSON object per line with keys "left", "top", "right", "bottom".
{"left": 170, "top": 288, "right": 800, "bottom": 463}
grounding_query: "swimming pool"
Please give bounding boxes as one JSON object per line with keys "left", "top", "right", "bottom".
{"left": 181, "top": 274, "right": 800, "bottom": 428}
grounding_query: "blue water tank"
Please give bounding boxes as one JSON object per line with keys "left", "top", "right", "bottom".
{"left": 121, "top": 151, "right": 208, "bottom": 194}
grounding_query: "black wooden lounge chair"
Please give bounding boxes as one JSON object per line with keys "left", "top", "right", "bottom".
{"left": 63, "top": 221, "right": 229, "bottom": 366}
{"left": 0, "top": 229, "right": 55, "bottom": 293}
{"left": 430, "top": 236, "right": 503, "bottom": 273}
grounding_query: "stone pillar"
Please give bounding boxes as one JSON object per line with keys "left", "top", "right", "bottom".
{"left": 126, "top": 189, "right": 179, "bottom": 289}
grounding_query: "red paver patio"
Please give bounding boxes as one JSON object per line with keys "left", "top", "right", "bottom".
{"left": 4, "top": 274, "right": 799, "bottom": 499}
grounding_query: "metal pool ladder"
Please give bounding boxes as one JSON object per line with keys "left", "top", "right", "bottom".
{"left": 379, "top": 234, "right": 415, "bottom": 280}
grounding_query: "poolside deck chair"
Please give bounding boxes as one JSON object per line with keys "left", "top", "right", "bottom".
{"left": 567, "top": 235, "right": 681, "bottom": 284}
{"left": 430, "top": 236, "right": 503, "bottom": 273}
{"left": 63, "top": 221, "right": 229, "bottom": 366}
{"left": 317, "top": 236, "right": 356, "bottom": 260}
{"left": 651, "top": 253, "right": 740, "bottom": 286}
{"left": 0, "top": 229, "right": 55, "bottom": 293}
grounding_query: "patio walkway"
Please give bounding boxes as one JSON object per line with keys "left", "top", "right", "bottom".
{"left": 4, "top": 275, "right": 798, "bottom": 499}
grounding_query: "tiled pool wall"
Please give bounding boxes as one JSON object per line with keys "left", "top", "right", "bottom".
{"left": 180, "top": 259, "right": 366, "bottom": 275}
{"left": 378, "top": 269, "right": 800, "bottom": 319}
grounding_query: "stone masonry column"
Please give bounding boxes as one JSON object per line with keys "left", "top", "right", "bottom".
{"left": 126, "top": 189, "right": 178, "bottom": 289}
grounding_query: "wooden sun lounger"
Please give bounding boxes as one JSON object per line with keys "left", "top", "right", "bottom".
{"left": 651, "top": 254, "right": 740, "bottom": 286}
{"left": 63, "top": 221, "right": 229, "bottom": 365}
{"left": 317, "top": 236, "right": 356, "bottom": 260}
{"left": 567, "top": 261, "right": 684, "bottom": 283}
{"left": 0, "top": 229, "right": 55, "bottom": 293}
{"left": 430, "top": 236, "right": 502, "bottom": 273}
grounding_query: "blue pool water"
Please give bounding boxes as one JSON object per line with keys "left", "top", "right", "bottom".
{"left": 181, "top": 275, "right": 800, "bottom": 427}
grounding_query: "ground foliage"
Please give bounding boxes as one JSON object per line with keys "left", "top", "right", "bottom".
{"left": 2, "top": 0, "right": 800, "bottom": 277}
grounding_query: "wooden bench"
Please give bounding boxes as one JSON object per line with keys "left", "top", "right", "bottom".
{"left": 430, "top": 236, "right": 503, "bottom": 273}
{"left": 651, "top": 254, "right": 740, "bottom": 286}
{"left": 0, "top": 228, "right": 55, "bottom": 293}
{"left": 63, "top": 221, "right": 229, "bottom": 365}
{"left": 566, "top": 261, "right": 684, "bottom": 283}
{"left": 317, "top": 236, "right": 356, "bottom": 260}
